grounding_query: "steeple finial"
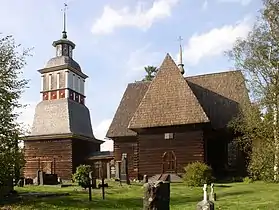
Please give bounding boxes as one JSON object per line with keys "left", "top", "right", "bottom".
{"left": 62, "top": 3, "right": 68, "bottom": 39}
{"left": 177, "top": 36, "right": 185, "bottom": 75}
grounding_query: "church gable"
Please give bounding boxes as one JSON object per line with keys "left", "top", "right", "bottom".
{"left": 128, "top": 54, "right": 209, "bottom": 130}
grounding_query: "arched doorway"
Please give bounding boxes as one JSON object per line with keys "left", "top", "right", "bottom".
{"left": 162, "top": 151, "right": 177, "bottom": 173}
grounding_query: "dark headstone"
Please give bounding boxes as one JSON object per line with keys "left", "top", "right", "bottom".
{"left": 196, "top": 184, "right": 214, "bottom": 210}
{"left": 143, "top": 174, "right": 170, "bottom": 210}
{"left": 89, "top": 171, "right": 97, "bottom": 189}
{"left": 36, "top": 170, "right": 41, "bottom": 185}
{"left": 143, "top": 175, "right": 148, "bottom": 183}
{"left": 24, "top": 178, "right": 33, "bottom": 185}
{"left": 143, "top": 182, "right": 152, "bottom": 210}
{"left": 43, "top": 174, "right": 58, "bottom": 185}
{"left": 120, "top": 153, "right": 130, "bottom": 184}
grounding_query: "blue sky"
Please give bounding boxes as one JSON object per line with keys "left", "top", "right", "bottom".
{"left": 0, "top": 0, "right": 262, "bottom": 151}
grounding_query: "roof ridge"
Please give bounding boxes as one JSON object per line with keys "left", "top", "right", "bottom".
{"left": 185, "top": 69, "right": 241, "bottom": 79}
{"left": 128, "top": 54, "right": 209, "bottom": 129}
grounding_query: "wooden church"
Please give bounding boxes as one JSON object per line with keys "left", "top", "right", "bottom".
{"left": 23, "top": 27, "right": 103, "bottom": 180}
{"left": 106, "top": 52, "right": 250, "bottom": 179}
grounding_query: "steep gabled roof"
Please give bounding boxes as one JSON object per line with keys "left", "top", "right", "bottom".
{"left": 106, "top": 81, "right": 150, "bottom": 137}
{"left": 106, "top": 69, "right": 248, "bottom": 138}
{"left": 128, "top": 54, "right": 209, "bottom": 130}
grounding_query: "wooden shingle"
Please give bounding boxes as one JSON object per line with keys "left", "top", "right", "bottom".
{"left": 106, "top": 57, "right": 249, "bottom": 138}
{"left": 128, "top": 54, "right": 209, "bottom": 129}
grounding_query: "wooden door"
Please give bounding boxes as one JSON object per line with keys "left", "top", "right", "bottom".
{"left": 162, "top": 151, "right": 177, "bottom": 173}
{"left": 41, "top": 161, "right": 52, "bottom": 174}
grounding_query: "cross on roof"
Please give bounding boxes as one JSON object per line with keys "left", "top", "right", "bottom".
{"left": 61, "top": 3, "right": 68, "bottom": 38}
{"left": 178, "top": 36, "right": 183, "bottom": 46}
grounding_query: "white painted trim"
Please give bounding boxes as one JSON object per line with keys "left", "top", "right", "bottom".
{"left": 73, "top": 74, "right": 75, "bottom": 91}
{"left": 57, "top": 72, "right": 60, "bottom": 89}
{"left": 41, "top": 75, "right": 44, "bottom": 91}
{"left": 65, "top": 70, "right": 69, "bottom": 89}
{"left": 78, "top": 77, "right": 80, "bottom": 93}
{"left": 65, "top": 89, "right": 69, "bottom": 98}
{"left": 48, "top": 74, "right": 52, "bottom": 90}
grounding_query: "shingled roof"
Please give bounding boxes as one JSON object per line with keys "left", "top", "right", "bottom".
{"left": 128, "top": 54, "right": 209, "bottom": 130}
{"left": 106, "top": 55, "right": 249, "bottom": 138}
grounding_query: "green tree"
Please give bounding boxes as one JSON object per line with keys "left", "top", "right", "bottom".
{"left": 73, "top": 165, "right": 92, "bottom": 189}
{"left": 227, "top": 0, "right": 279, "bottom": 181}
{"left": 0, "top": 35, "right": 29, "bottom": 186}
{"left": 142, "top": 66, "right": 158, "bottom": 81}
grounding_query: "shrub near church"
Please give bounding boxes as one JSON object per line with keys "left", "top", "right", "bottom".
{"left": 183, "top": 162, "right": 214, "bottom": 187}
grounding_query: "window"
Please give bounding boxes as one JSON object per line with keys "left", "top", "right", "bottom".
{"left": 164, "top": 133, "right": 174, "bottom": 140}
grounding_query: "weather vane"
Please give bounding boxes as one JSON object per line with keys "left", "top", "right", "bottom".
{"left": 62, "top": 3, "right": 68, "bottom": 39}
{"left": 178, "top": 36, "right": 183, "bottom": 46}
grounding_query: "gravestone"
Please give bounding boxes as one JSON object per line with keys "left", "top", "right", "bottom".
{"left": 143, "top": 175, "right": 150, "bottom": 210}
{"left": 143, "top": 174, "right": 170, "bottom": 210}
{"left": 120, "top": 153, "right": 130, "bottom": 184}
{"left": 39, "top": 171, "right": 44, "bottom": 185}
{"left": 115, "top": 161, "right": 121, "bottom": 180}
{"left": 209, "top": 183, "right": 216, "bottom": 201}
{"left": 35, "top": 170, "right": 40, "bottom": 185}
{"left": 89, "top": 171, "right": 97, "bottom": 189}
{"left": 17, "top": 178, "right": 24, "bottom": 187}
{"left": 196, "top": 184, "right": 214, "bottom": 210}
{"left": 143, "top": 175, "right": 148, "bottom": 183}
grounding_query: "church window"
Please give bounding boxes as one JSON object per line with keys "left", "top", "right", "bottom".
{"left": 51, "top": 74, "right": 56, "bottom": 90}
{"left": 56, "top": 45, "right": 62, "bottom": 56}
{"left": 73, "top": 74, "right": 75, "bottom": 90}
{"left": 164, "top": 133, "right": 174, "bottom": 140}
{"left": 77, "top": 77, "right": 80, "bottom": 93}
{"left": 69, "top": 46, "right": 72, "bottom": 57}
{"left": 48, "top": 74, "right": 52, "bottom": 90}
{"left": 56, "top": 72, "right": 60, "bottom": 89}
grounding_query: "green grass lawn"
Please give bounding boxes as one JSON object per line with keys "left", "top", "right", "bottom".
{"left": 1, "top": 181, "right": 279, "bottom": 210}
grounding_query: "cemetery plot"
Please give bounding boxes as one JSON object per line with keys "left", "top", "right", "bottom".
{"left": 1, "top": 181, "right": 279, "bottom": 209}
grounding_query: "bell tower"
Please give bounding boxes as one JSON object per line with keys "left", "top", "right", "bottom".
{"left": 23, "top": 3, "right": 103, "bottom": 180}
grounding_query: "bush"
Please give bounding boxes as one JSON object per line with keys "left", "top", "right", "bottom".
{"left": 183, "top": 162, "right": 214, "bottom": 187}
{"left": 243, "top": 176, "right": 253, "bottom": 183}
{"left": 73, "top": 165, "right": 92, "bottom": 189}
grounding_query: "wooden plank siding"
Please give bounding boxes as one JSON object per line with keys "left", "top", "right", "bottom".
{"left": 113, "top": 137, "right": 138, "bottom": 179}
{"left": 72, "top": 139, "right": 100, "bottom": 172}
{"left": 138, "top": 130, "right": 204, "bottom": 177}
{"left": 24, "top": 139, "right": 73, "bottom": 180}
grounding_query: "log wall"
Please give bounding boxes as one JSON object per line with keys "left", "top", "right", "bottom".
{"left": 24, "top": 139, "right": 73, "bottom": 180}
{"left": 113, "top": 137, "right": 138, "bottom": 179}
{"left": 138, "top": 130, "right": 204, "bottom": 177}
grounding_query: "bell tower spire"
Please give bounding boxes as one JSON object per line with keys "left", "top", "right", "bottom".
{"left": 62, "top": 3, "right": 68, "bottom": 39}
{"left": 178, "top": 36, "right": 185, "bottom": 75}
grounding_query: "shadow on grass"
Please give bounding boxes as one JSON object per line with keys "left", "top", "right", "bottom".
{"left": 218, "top": 190, "right": 254, "bottom": 198}
{"left": 1, "top": 191, "right": 143, "bottom": 210}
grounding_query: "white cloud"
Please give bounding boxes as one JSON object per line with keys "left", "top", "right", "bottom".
{"left": 93, "top": 119, "right": 113, "bottom": 151}
{"left": 127, "top": 44, "right": 162, "bottom": 72}
{"left": 91, "top": 0, "right": 179, "bottom": 35}
{"left": 17, "top": 101, "right": 37, "bottom": 134}
{"left": 182, "top": 16, "right": 252, "bottom": 66}
{"left": 202, "top": 0, "right": 208, "bottom": 10}
{"left": 217, "top": 0, "right": 252, "bottom": 6}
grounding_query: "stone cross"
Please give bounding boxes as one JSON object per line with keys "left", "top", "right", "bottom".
{"left": 120, "top": 153, "right": 130, "bottom": 184}
{"left": 209, "top": 183, "right": 216, "bottom": 201}
{"left": 196, "top": 184, "right": 214, "bottom": 210}
{"left": 203, "top": 184, "right": 207, "bottom": 201}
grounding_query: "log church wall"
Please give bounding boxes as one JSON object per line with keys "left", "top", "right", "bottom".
{"left": 24, "top": 139, "right": 73, "bottom": 180}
